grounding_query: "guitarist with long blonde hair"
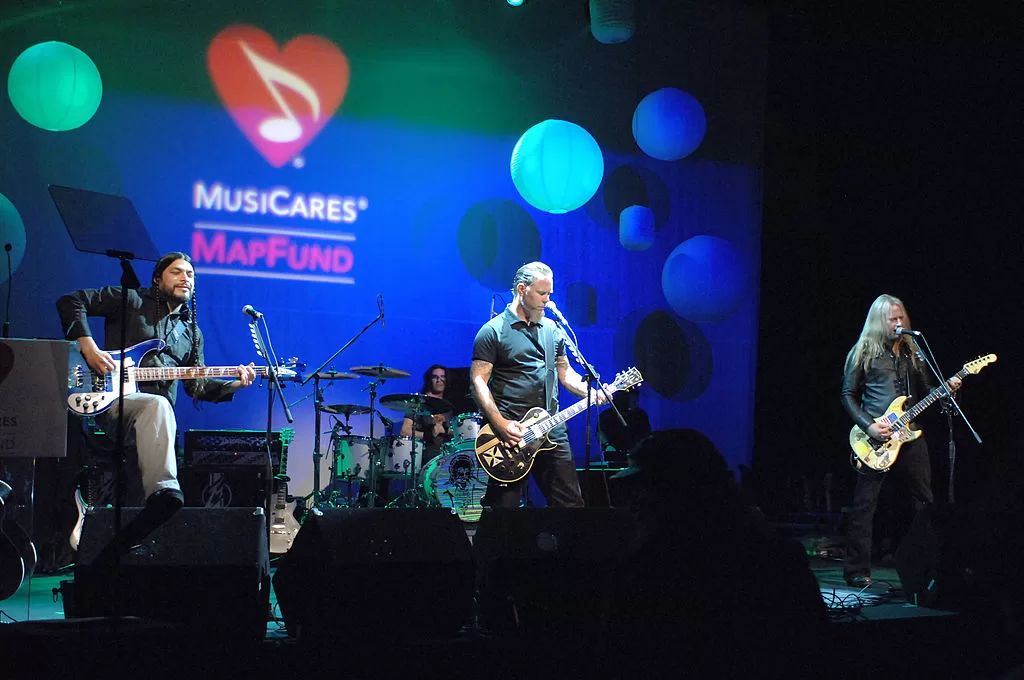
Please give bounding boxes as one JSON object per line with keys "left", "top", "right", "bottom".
{"left": 57, "top": 252, "right": 257, "bottom": 556}
{"left": 840, "top": 294, "right": 960, "bottom": 588}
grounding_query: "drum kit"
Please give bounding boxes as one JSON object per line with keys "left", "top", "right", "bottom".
{"left": 289, "top": 363, "right": 489, "bottom": 522}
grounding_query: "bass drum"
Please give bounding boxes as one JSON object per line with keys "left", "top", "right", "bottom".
{"left": 419, "top": 449, "right": 489, "bottom": 523}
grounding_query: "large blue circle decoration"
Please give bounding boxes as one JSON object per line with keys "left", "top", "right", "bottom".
{"left": 510, "top": 119, "right": 605, "bottom": 214}
{"left": 7, "top": 41, "right": 103, "bottom": 132}
{"left": 0, "top": 194, "right": 28, "bottom": 283}
{"left": 632, "top": 88, "right": 706, "bottom": 161}
{"left": 457, "top": 198, "right": 542, "bottom": 291}
{"left": 662, "top": 235, "right": 749, "bottom": 322}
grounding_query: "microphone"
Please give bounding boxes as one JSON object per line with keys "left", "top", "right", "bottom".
{"left": 895, "top": 325, "right": 921, "bottom": 337}
{"left": 378, "top": 294, "right": 385, "bottom": 329}
{"left": 545, "top": 301, "right": 569, "bottom": 326}
{"left": 377, "top": 410, "right": 393, "bottom": 429}
{"left": 242, "top": 304, "right": 263, "bottom": 320}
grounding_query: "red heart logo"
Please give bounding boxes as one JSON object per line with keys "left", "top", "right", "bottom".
{"left": 207, "top": 25, "right": 349, "bottom": 168}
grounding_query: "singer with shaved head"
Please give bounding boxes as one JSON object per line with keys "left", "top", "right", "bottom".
{"left": 471, "top": 261, "right": 606, "bottom": 508}
{"left": 57, "top": 251, "right": 256, "bottom": 554}
{"left": 840, "top": 294, "right": 961, "bottom": 588}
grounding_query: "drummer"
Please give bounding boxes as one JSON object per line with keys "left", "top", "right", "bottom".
{"left": 400, "top": 364, "right": 454, "bottom": 466}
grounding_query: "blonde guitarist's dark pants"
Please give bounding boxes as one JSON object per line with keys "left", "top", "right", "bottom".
{"left": 482, "top": 432, "right": 585, "bottom": 509}
{"left": 844, "top": 437, "right": 934, "bottom": 582}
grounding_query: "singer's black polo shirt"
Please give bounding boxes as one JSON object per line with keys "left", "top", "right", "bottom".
{"left": 472, "top": 305, "right": 564, "bottom": 429}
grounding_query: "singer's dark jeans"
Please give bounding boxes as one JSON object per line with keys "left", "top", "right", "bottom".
{"left": 844, "top": 436, "right": 934, "bottom": 580}
{"left": 482, "top": 428, "right": 584, "bottom": 508}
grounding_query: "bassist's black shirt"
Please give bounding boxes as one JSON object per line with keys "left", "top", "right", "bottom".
{"left": 57, "top": 285, "right": 233, "bottom": 407}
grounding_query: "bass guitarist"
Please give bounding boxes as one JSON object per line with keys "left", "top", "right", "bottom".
{"left": 470, "top": 261, "right": 606, "bottom": 509}
{"left": 56, "top": 252, "right": 256, "bottom": 555}
{"left": 840, "top": 294, "right": 960, "bottom": 588}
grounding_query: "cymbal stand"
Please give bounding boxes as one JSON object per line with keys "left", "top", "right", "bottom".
{"left": 363, "top": 378, "right": 385, "bottom": 507}
{"left": 309, "top": 374, "right": 327, "bottom": 508}
{"left": 387, "top": 401, "right": 429, "bottom": 509}
{"left": 325, "top": 417, "right": 354, "bottom": 508}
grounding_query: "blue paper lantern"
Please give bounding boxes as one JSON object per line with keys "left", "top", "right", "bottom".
{"left": 619, "top": 205, "right": 654, "bottom": 250}
{"left": 590, "top": 0, "right": 636, "bottom": 45}
{"left": 661, "top": 235, "right": 749, "bottom": 322}
{"left": 510, "top": 119, "right": 605, "bottom": 214}
{"left": 0, "top": 194, "right": 27, "bottom": 283}
{"left": 632, "top": 88, "right": 706, "bottom": 161}
{"left": 7, "top": 41, "right": 103, "bottom": 132}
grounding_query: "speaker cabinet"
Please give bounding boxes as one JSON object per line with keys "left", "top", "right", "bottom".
{"left": 474, "top": 507, "right": 635, "bottom": 634}
{"left": 272, "top": 508, "right": 474, "bottom": 641}
{"left": 74, "top": 507, "right": 270, "bottom": 641}
{"left": 895, "top": 505, "right": 967, "bottom": 609}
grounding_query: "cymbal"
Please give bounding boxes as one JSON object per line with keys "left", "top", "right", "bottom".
{"left": 313, "top": 370, "right": 360, "bottom": 381}
{"left": 320, "top": 403, "right": 371, "bottom": 416}
{"left": 350, "top": 364, "right": 411, "bottom": 379}
{"left": 379, "top": 393, "right": 454, "bottom": 416}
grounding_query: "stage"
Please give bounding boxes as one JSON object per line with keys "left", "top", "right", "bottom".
{"left": 2, "top": 515, "right": 1017, "bottom": 680}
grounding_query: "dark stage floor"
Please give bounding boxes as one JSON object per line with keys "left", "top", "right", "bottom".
{"left": 1, "top": 519, "right": 1021, "bottom": 679}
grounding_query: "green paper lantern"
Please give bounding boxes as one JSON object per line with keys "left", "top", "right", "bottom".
{"left": 7, "top": 41, "right": 103, "bottom": 132}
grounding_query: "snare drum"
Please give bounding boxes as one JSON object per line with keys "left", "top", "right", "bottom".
{"left": 332, "top": 435, "right": 373, "bottom": 482}
{"left": 383, "top": 436, "right": 424, "bottom": 477}
{"left": 420, "top": 449, "right": 488, "bottom": 523}
{"left": 449, "top": 412, "right": 484, "bottom": 450}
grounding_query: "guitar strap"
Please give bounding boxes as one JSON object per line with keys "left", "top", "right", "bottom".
{"left": 540, "top": 321, "right": 558, "bottom": 414}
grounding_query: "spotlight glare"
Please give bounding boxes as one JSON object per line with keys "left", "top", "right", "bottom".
{"left": 507, "top": 0, "right": 524, "bottom": 6}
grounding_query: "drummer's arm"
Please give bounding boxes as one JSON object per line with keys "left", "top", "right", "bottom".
{"left": 400, "top": 416, "right": 415, "bottom": 438}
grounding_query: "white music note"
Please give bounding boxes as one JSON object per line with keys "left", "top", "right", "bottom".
{"left": 238, "top": 39, "right": 322, "bottom": 143}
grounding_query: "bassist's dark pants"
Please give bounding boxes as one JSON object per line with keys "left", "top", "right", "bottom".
{"left": 844, "top": 437, "right": 934, "bottom": 581}
{"left": 482, "top": 427, "right": 585, "bottom": 509}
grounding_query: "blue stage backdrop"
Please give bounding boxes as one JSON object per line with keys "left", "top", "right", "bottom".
{"left": 0, "top": 1, "right": 767, "bottom": 503}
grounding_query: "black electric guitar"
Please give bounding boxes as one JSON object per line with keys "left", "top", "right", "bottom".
{"left": 67, "top": 338, "right": 295, "bottom": 415}
{"left": 475, "top": 367, "right": 643, "bottom": 483}
{"left": 0, "top": 479, "right": 37, "bottom": 601}
{"left": 849, "top": 354, "right": 996, "bottom": 472}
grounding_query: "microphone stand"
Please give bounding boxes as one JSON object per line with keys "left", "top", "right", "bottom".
{"left": 107, "top": 250, "right": 140, "bottom": 573}
{"left": 551, "top": 318, "right": 623, "bottom": 506}
{"left": 907, "top": 333, "right": 981, "bottom": 504}
{"left": 302, "top": 308, "right": 383, "bottom": 508}
{"left": 248, "top": 315, "right": 293, "bottom": 539}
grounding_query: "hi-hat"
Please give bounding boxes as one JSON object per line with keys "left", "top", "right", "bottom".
{"left": 350, "top": 364, "right": 411, "bottom": 379}
{"left": 313, "top": 370, "right": 360, "bottom": 381}
{"left": 320, "top": 403, "right": 371, "bottom": 417}
{"left": 380, "top": 393, "right": 454, "bottom": 416}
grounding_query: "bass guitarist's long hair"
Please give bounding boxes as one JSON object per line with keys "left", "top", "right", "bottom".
{"left": 847, "top": 294, "right": 922, "bottom": 371}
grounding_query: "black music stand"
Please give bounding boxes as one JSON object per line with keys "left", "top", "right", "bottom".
{"left": 49, "top": 185, "right": 161, "bottom": 568}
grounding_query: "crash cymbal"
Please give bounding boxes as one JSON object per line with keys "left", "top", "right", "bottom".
{"left": 349, "top": 364, "right": 411, "bottom": 379}
{"left": 313, "top": 370, "right": 360, "bottom": 381}
{"left": 379, "top": 393, "right": 454, "bottom": 416}
{"left": 320, "top": 403, "right": 372, "bottom": 416}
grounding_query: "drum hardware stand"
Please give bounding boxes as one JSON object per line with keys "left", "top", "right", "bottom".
{"left": 362, "top": 378, "right": 387, "bottom": 507}
{"left": 301, "top": 304, "right": 385, "bottom": 508}
{"left": 386, "top": 396, "right": 433, "bottom": 510}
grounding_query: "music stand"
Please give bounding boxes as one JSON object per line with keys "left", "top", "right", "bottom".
{"left": 48, "top": 185, "right": 161, "bottom": 570}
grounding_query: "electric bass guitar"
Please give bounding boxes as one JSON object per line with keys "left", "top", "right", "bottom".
{"left": 849, "top": 354, "right": 996, "bottom": 472}
{"left": 67, "top": 338, "right": 296, "bottom": 415}
{"left": 475, "top": 367, "right": 643, "bottom": 483}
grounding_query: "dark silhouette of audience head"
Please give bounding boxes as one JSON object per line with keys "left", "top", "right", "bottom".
{"left": 602, "top": 428, "right": 827, "bottom": 678}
